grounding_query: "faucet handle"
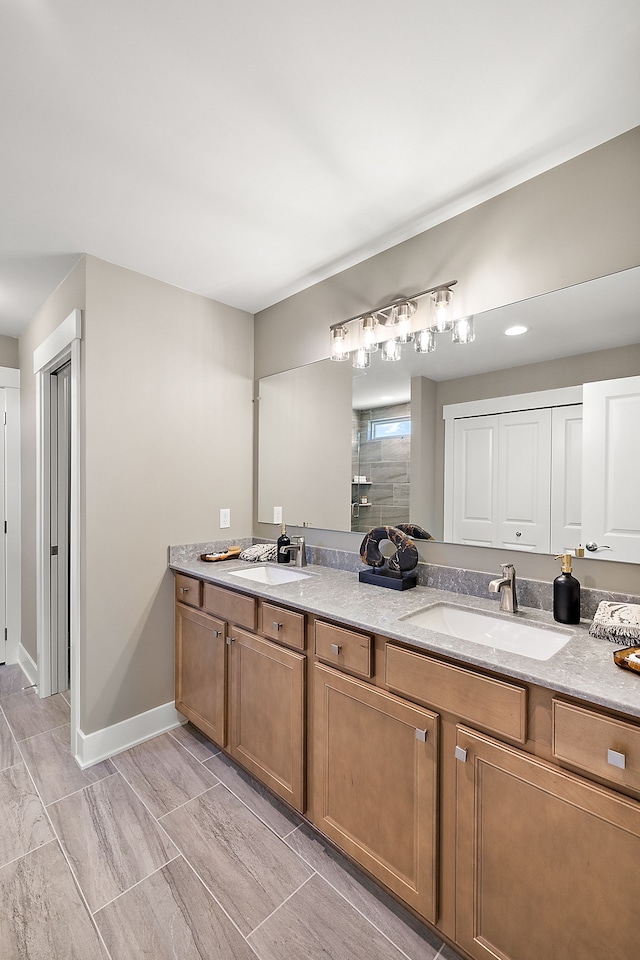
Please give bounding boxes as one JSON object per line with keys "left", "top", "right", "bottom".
{"left": 501, "top": 562, "right": 515, "bottom": 575}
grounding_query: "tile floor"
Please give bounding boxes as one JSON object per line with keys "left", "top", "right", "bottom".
{"left": 0, "top": 662, "right": 463, "bottom": 960}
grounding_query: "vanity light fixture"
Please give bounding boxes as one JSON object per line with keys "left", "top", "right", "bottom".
{"left": 504, "top": 324, "right": 529, "bottom": 336}
{"left": 329, "top": 280, "right": 463, "bottom": 365}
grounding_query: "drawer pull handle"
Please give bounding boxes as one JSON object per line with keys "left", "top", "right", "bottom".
{"left": 272, "top": 621, "right": 283, "bottom": 631}
{"left": 455, "top": 745, "right": 468, "bottom": 763}
{"left": 331, "top": 643, "right": 342, "bottom": 655}
{"left": 416, "top": 729, "right": 428, "bottom": 742}
{"left": 607, "top": 748, "right": 626, "bottom": 770}
{"left": 180, "top": 586, "right": 189, "bottom": 593}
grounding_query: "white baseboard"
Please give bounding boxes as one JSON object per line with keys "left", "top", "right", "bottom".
{"left": 74, "top": 700, "right": 186, "bottom": 770}
{"left": 17, "top": 644, "right": 38, "bottom": 689}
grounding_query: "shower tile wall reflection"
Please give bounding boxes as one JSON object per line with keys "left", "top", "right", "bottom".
{"left": 351, "top": 402, "right": 411, "bottom": 533}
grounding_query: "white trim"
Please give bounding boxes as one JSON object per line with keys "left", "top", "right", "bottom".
{"left": 0, "top": 367, "right": 20, "bottom": 389}
{"left": 17, "top": 643, "right": 38, "bottom": 689}
{"left": 34, "top": 310, "right": 81, "bottom": 769}
{"left": 4, "top": 387, "right": 21, "bottom": 664}
{"left": 33, "top": 309, "right": 81, "bottom": 374}
{"left": 442, "top": 385, "right": 583, "bottom": 422}
{"left": 74, "top": 702, "right": 187, "bottom": 769}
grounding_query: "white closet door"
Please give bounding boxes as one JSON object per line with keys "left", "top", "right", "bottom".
{"left": 497, "top": 409, "right": 551, "bottom": 552}
{"left": 550, "top": 404, "right": 583, "bottom": 555}
{"left": 0, "top": 389, "right": 5, "bottom": 664}
{"left": 451, "top": 416, "right": 498, "bottom": 546}
{"left": 582, "top": 376, "right": 640, "bottom": 562}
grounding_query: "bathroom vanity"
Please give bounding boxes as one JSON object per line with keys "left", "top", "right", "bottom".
{"left": 171, "top": 557, "right": 640, "bottom": 960}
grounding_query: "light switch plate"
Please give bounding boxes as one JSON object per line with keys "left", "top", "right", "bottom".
{"left": 219, "top": 508, "right": 230, "bottom": 528}
{"left": 273, "top": 506, "right": 283, "bottom": 524}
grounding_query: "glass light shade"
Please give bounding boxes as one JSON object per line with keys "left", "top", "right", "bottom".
{"left": 330, "top": 325, "right": 349, "bottom": 361}
{"left": 352, "top": 347, "right": 371, "bottom": 369}
{"left": 394, "top": 301, "right": 416, "bottom": 343}
{"left": 431, "top": 288, "right": 453, "bottom": 333}
{"left": 452, "top": 315, "right": 475, "bottom": 344}
{"left": 361, "top": 315, "right": 379, "bottom": 352}
{"left": 380, "top": 338, "right": 402, "bottom": 361}
{"left": 414, "top": 328, "right": 435, "bottom": 353}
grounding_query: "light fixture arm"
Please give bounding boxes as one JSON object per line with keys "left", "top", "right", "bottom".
{"left": 328, "top": 280, "right": 458, "bottom": 332}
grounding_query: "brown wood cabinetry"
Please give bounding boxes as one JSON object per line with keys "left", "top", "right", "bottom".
{"left": 455, "top": 724, "right": 640, "bottom": 960}
{"left": 313, "top": 662, "right": 439, "bottom": 922}
{"left": 175, "top": 603, "right": 226, "bottom": 747}
{"left": 228, "top": 627, "right": 306, "bottom": 811}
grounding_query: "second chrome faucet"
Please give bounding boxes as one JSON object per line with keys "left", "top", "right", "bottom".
{"left": 489, "top": 562, "right": 518, "bottom": 612}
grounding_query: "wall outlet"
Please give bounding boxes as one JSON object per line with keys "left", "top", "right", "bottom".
{"left": 273, "top": 506, "right": 283, "bottom": 524}
{"left": 219, "top": 508, "right": 231, "bottom": 529}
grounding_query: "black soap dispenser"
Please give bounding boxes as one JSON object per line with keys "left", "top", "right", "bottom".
{"left": 277, "top": 523, "right": 291, "bottom": 564}
{"left": 553, "top": 553, "right": 581, "bottom": 625}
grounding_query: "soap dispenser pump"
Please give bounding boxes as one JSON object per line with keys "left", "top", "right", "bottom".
{"left": 277, "top": 523, "right": 291, "bottom": 564}
{"left": 553, "top": 554, "right": 581, "bottom": 625}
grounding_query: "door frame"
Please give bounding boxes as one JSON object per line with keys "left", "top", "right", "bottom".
{"left": 34, "top": 309, "right": 81, "bottom": 756}
{"left": 0, "top": 367, "right": 20, "bottom": 665}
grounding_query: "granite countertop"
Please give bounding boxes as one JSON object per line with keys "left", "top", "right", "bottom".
{"left": 170, "top": 556, "right": 640, "bottom": 722}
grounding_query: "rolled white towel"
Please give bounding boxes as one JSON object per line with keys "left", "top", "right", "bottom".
{"left": 238, "top": 543, "right": 277, "bottom": 563}
{"left": 589, "top": 601, "right": 640, "bottom": 643}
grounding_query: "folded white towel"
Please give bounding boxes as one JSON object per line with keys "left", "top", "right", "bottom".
{"left": 238, "top": 543, "right": 277, "bottom": 563}
{"left": 589, "top": 601, "right": 640, "bottom": 643}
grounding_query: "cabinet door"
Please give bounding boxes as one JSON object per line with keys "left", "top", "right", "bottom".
{"left": 313, "top": 663, "right": 439, "bottom": 923}
{"left": 228, "top": 627, "right": 305, "bottom": 812}
{"left": 175, "top": 603, "right": 226, "bottom": 748}
{"left": 582, "top": 375, "right": 640, "bottom": 561}
{"left": 456, "top": 725, "right": 640, "bottom": 960}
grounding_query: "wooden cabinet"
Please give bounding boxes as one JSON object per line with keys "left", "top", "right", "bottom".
{"left": 175, "top": 603, "right": 226, "bottom": 747}
{"left": 228, "top": 626, "right": 306, "bottom": 811}
{"left": 313, "top": 662, "right": 439, "bottom": 922}
{"left": 455, "top": 724, "right": 640, "bottom": 960}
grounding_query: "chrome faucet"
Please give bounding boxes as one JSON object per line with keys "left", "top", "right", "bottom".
{"left": 279, "top": 536, "right": 307, "bottom": 567}
{"left": 489, "top": 562, "right": 518, "bottom": 612}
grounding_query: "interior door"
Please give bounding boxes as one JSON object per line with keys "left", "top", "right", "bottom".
{"left": 50, "top": 362, "right": 71, "bottom": 693}
{"left": 0, "top": 388, "right": 5, "bottom": 665}
{"left": 582, "top": 375, "right": 640, "bottom": 562}
{"left": 497, "top": 408, "right": 551, "bottom": 552}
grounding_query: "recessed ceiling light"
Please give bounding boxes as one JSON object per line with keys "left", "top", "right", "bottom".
{"left": 504, "top": 325, "right": 529, "bottom": 336}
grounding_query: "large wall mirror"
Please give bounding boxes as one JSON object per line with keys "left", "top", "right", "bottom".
{"left": 258, "top": 266, "right": 640, "bottom": 562}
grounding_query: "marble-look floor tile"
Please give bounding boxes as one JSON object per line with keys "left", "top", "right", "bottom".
{"left": 0, "top": 711, "right": 19, "bottom": 772}
{"left": 0, "top": 841, "right": 108, "bottom": 959}
{"left": 437, "top": 945, "right": 465, "bottom": 960}
{"left": 48, "top": 773, "right": 177, "bottom": 912}
{"left": 95, "top": 856, "right": 256, "bottom": 960}
{"left": 204, "top": 752, "right": 301, "bottom": 838}
{"left": 161, "top": 784, "right": 312, "bottom": 935}
{"left": 285, "top": 824, "right": 442, "bottom": 960}
{"left": 111, "top": 732, "right": 218, "bottom": 818}
{"left": 248, "top": 873, "right": 407, "bottom": 960}
{"left": 0, "top": 762, "right": 54, "bottom": 868}
{"left": 19, "top": 723, "right": 116, "bottom": 806}
{"left": 0, "top": 664, "right": 27, "bottom": 699}
{"left": 1, "top": 688, "right": 69, "bottom": 740}
{"left": 169, "top": 722, "right": 221, "bottom": 761}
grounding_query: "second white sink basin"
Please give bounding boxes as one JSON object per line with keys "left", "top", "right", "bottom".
{"left": 400, "top": 604, "right": 572, "bottom": 660}
{"left": 229, "top": 565, "right": 310, "bottom": 585}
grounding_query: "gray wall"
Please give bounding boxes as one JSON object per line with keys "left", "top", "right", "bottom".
{"left": 254, "top": 127, "right": 640, "bottom": 594}
{"left": 0, "top": 336, "right": 19, "bottom": 369}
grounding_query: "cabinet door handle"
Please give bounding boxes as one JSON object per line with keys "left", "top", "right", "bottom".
{"left": 607, "top": 748, "right": 626, "bottom": 770}
{"left": 455, "top": 745, "right": 468, "bottom": 763}
{"left": 272, "top": 621, "right": 283, "bottom": 631}
{"left": 331, "top": 643, "right": 342, "bottom": 655}
{"left": 212, "top": 630, "right": 221, "bottom": 638}
{"left": 415, "top": 729, "right": 428, "bottom": 742}
{"left": 226, "top": 636, "right": 235, "bottom": 645}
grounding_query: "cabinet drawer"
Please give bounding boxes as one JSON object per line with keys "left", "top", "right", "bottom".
{"left": 385, "top": 643, "right": 527, "bottom": 743}
{"left": 261, "top": 602, "right": 305, "bottom": 650}
{"left": 552, "top": 699, "right": 640, "bottom": 792}
{"left": 174, "top": 574, "right": 202, "bottom": 608}
{"left": 315, "top": 621, "right": 372, "bottom": 678}
{"left": 203, "top": 582, "right": 256, "bottom": 630}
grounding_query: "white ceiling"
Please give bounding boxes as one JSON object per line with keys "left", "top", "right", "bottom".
{"left": 1, "top": 0, "right": 639, "bottom": 338}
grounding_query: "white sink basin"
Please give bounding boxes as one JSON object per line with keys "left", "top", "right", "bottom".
{"left": 400, "top": 604, "right": 572, "bottom": 661}
{"left": 228, "top": 565, "right": 310, "bottom": 585}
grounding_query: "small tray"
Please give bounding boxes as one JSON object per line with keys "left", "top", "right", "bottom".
{"left": 358, "top": 568, "right": 417, "bottom": 591}
{"left": 613, "top": 646, "right": 640, "bottom": 674}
